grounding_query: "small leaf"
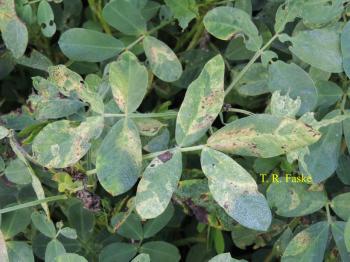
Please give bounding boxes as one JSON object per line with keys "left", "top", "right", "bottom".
{"left": 132, "top": 254, "right": 150, "bottom": 262}
{"left": 164, "top": 0, "right": 198, "bottom": 29}
{"left": 4, "top": 158, "right": 32, "bottom": 185}
{"left": 31, "top": 211, "right": 56, "bottom": 238}
{"left": 99, "top": 243, "right": 138, "bottom": 262}
{"left": 204, "top": 6, "right": 262, "bottom": 51}
{"left": 102, "top": 0, "right": 146, "bottom": 35}
{"left": 55, "top": 253, "right": 88, "bottom": 262}
{"left": 59, "top": 28, "right": 124, "bottom": 62}
{"left": 267, "top": 182, "right": 327, "bottom": 217}
{"left": 2, "top": 18, "right": 28, "bottom": 59}
{"left": 111, "top": 213, "right": 143, "bottom": 240}
{"left": 59, "top": 227, "right": 77, "bottom": 239}
{"left": 331, "top": 193, "right": 350, "bottom": 221}
{"left": 109, "top": 51, "right": 148, "bottom": 113}
{"left": 96, "top": 118, "right": 142, "bottom": 196}
{"left": 201, "top": 148, "right": 272, "bottom": 231}
{"left": 45, "top": 239, "right": 66, "bottom": 262}
{"left": 281, "top": 222, "right": 329, "bottom": 262}
{"left": 7, "top": 242, "right": 34, "bottom": 262}
{"left": 268, "top": 61, "right": 317, "bottom": 115}
{"left": 209, "top": 253, "right": 246, "bottom": 262}
{"left": 143, "top": 36, "right": 183, "bottom": 82}
{"left": 286, "top": 29, "right": 343, "bottom": 73}
{"left": 207, "top": 114, "right": 321, "bottom": 158}
{"left": 270, "top": 91, "right": 301, "bottom": 118}
{"left": 37, "top": 0, "right": 56, "bottom": 37}
{"left": 135, "top": 118, "right": 166, "bottom": 137}
{"left": 175, "top": 55, "right": 225, "bottom": 147}
{"left": 331, "top": 222, "right": 350, "bottom": 262}
{"left": 32, "top": 117, "right": 104, "bottom": 168}
{"left": 140, "top": 241, "right": 181, "bottom": 262}
{"left": 136, "top": 150, "right": 182, "bottom": 219}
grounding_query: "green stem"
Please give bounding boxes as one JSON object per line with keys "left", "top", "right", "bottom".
{"left": 325, "top": 202, "right": 333, "bottom": 224}
{"left": 27, "top": 0, "right": 42, "bottom": 5}
{"left": 143, "top": 145, "right": 205, "bottom": 160}
{"left": 103, "top": 111, "right": 178, "bottom": 119}
{"left": 0, "top": 195, "right": 67, "bottom": 215}
{"left": 227, "top": 108, "right": 254, "bottom": 116}
{"left": 224, "top": 33, "right": 279, "bottom": 96}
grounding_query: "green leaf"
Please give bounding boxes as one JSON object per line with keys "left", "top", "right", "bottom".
{"left": 136, "top": 150, "right": 182, "bottom": 219}
{"left": 32, "top": 117, "right": 104, "bottom": 168}
{"left": 2, "top": 18, "right": 28, "bottom": 59}
{"left": 135, "top": 118, "right": 166, "bottom": 137}
{"left": 31, "top": 211, "right": 56, "bottom": 238}
{"left": 143, "top": 203, "right": 174, "bottom": 238}
{"left": 143, "top": 36, "right": 183, "bottom": 82}
{"left": 266, "top": 182, "right": 327, "bottom": 217}
{"left": 345, "top": 219, "right": 350, "bottom": 252}
{"left": 207, "top": 114, "right": 321, "bottom": 158}
{"left": 1, "top": 209, "right": 31, "bottom": 239}
{"left": 67, "top": 203, "right": 95, "bottom": 241}
{"left": 111, "top": 213, "right": 143, "bottom": 240}
{"left": 0, "top": 0, "right": 16, "bottom": 31}
{"left": 342, "top": 21, "right": 350, "bottom": 78}
{"left": 7, "top": 241, "right": 34, "bottom": 262}
{"left": 37, "top": 0, "right": 56, "bottom": 37}
{"left": 331, "top": 193, "right": 350, "bottom": 221}
{"left": 140, "top": 241, "right": 181, "bottom": 262}
{"left": 268, "top": 61, "right": 317, "bottom": 115}
{"left": 99, "top": 243, "right": 137, "bottom": 262}
{"left": 316, "top": 80, "right": 342, "bottom": 108}
{"left": 213, "top": 229, "right": 225, "bottom": 254}
{"left": 45, "top": 239, "right": 66, "bottom": 262}
{"left": 16, "top": 49, "right": 53, "bottom": 72}
{"left": 281, "top": 222, "right": 329, "bottom": 262}
{"left": 209, "top": 253, "right": 246, "bottom": 262}
{"left": 203, "top": 6, "right": 262, "bottom": 51}
{"left": 235, "top": 63, "right": 269, "bottom": 96}
{"left": 96, "top": 118, "right": 142, "bottom": 196}
{"left": 0, "top": 230, "right": 9, "bottom": 262}
{"left": 0, "top": 126, "right": 9, "bottom": 140}
{"left": 337, "top": 154, "right": 350, "bottom": 185}
{"left": 201, "top": 148, "right": 272, "bottom": 231}
{"left": 109, "top": 51, "right": 148, "bottom": 113}
{"left": 59, "top": 228, "right": 77, "bottom": 239}
{"left": 343, "top": 111, "right": 350, "bottom": 150}
{"left": 299, "top": 110, "right": 342, "bottom": 183}
{"left": 164, "top": 0, "right": 198, "bottom": 29}
{"left": 4, "top": 158, "right": 32, "bottom": 185}
{"left": 175, "top": 55, "right": 225, "bottom": 147}
{"left": 331, "top": 222, "right": 350, "bottom": 262}
{"left": 55, "top": 253, "right": 88, "bottom": 262}
{"left": 102, "top": 0, "right": 146, "bottom": 35}
{"left": 285, "top": 29, "right": 343, "bottom": 73}
{"left": 58, "top": 28, "right": 124, "bottom": 62}
{"left": 132, "top": 253, "right": 150, "bottom": 262}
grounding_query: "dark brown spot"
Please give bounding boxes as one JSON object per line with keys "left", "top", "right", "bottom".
{"left": 157, "top": 151, "right": 173, "bottom": 163}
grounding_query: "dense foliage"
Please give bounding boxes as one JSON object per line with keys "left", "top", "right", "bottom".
{"left": 2, "top": 0, "right": 350, "bottom": 261}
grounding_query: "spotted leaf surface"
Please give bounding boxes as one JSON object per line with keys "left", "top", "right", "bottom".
{"left": 281, "top": 222, "right": 329, "bottom": 262}
{"left": 136, "top": 150, "right": 182, "bottom": 219}
{"left": 37, "top": 0, "right": 56, "bottom": 37}
{"left": 267, "top": 182, "right": 327, "bottom": 217}
{"left": 204, "top": 6, "right": 262, "bottom": 51}
{"left": 32, "top": 117, "right": 103, "bottom": 168}
{"left": 96, "top": 118, "right": 142, "bottom": 196}
{"left": 143, "top": 36, "right": 182, "bottom": 82}
{"left": 207, "top": 114, "right": 321, "bottom": 158}
{"left": 109, "top": 51, "right": 148, "bottom": 113}
{"left": 201, "top": 147, "right": 272, "bottom": 231}
{"left": 176, "top": 55, "right": 225, "bottom": 147}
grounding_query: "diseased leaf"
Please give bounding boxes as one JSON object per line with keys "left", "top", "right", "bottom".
{"left": 209, "top": 253, "right": 246, "bottom": 262}
{"left": 32, "top": 117, "right": 103, "bottom": 168}
{"left": 204, "top": 6, "right": 262, "bottom": 51}
{"left": 37, "top": 0, "right": 56, "bottom": 37}
{"left": 136, "top": 150, "right": 182, "bottom": 219}
{"left": 270, "top": 91, "right": 301, "bottom": 118}
{"left": 143, "top": 36, "right": 183, "bottom": 82}
{"left": 331, "top": 222, "right": 350, "bottom": 262}
{"left": 201, "top": 147, "right": 272, "bottom": 231}
{"left": 283, "top": 29, "right": 343, "bottom": 73}
{"left": 164, "top": 0, "right": 198, "bottom": 29}
{"left": 176, "top": 55, "right": 225, "bottom": 147}
{"left": 0, "top": 230, "right": 9, "bottom": 262}
{"left": 59, "top": 28, "right": 124, "bottom": 62}
{"left": 281, "top": 222, "right": 329, "bottom": 262}
{"left": 0, "top": 126, "right": 9, "bottom": 140}
{"left": 102, "top": 0, "right": 146, "bottom": 35}
{"left": 267, "top": 182, "right": 327, "bottom": 217}
{"left": 132, "top": 254, "right": 150, "bottom": 262}
{"left": 96, "top": 118, "right": 142, "bottom": 196}
{"left": 331, "top": 193, "right": 350, "bottom": 221}
{"left": 207, "top": 114, "right": 321, "bottom": 158}
{"left": 268, "top": 61, "right": 317, "bottom": 115}
{"left": 109, "top": 51, "right": 148, "bottom": 113}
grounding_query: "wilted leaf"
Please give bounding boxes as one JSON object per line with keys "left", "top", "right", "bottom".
{"left": 109, "top": 51, "right": 148, "bottom": 113}
{"left": 176, "top": 55, "right": 225, "bottom": 147}
{"left": 96, "top": 118, "right": 142, "bottom": 196}
{"left": 201, "top": 148, "right": 272, "bottom": 231}
{"left": 270, "top": 91, "right": 301, "bottom": 118}
{"left": 207, "top": 114, "right": 321, "bottom": 158}
{"left": 281, "top": 222, "right": 329, "bottom": 262}
{"left": 136, "top": 150, "right": 182, "bottom": 219}
{"left": 143, "top": 36, "right": 183, "bottom": 82}
{"left": 0, "top": 126, "right": 9, "bottom": 140}
{"left": 204, "top": 6, "right": 262, "bottom": 51}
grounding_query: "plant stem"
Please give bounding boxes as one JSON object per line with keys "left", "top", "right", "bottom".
{"left": 325, "top": 202, "right": 333, "bottom": 224}
{"left": 143, "top": 145, "right": 205, "bottom": 160}
{"left": 227, "top": 108, "right": 254, "bottom": 116}
{"left": 224, "top": 33, "right": 279, "bottom": 96}
{"left": 0, "top": 195, "right": 67, "bottom": 215}
{"left": 103, "top": 111, "right": 178, "bottom": 119}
